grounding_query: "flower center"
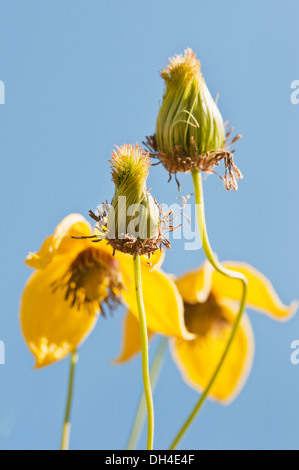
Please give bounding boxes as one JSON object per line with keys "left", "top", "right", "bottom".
{"left": 53, "top": 247, "right": 123, "bottom": 313}
{"left": 184, "top": 295, "right": 230, "bottom": 337}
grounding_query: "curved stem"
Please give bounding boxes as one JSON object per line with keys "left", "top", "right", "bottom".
{"left": 127, "top": 337, "right": 168, "bottom": 450}
{"left": 61, "top": 350, "right": 78, "bottom": 451}
{"left": 133, "top": 255, "right": 155, "bottom": 450}
{"left": 169, "top": 170, "right": 248, "bottom": 450}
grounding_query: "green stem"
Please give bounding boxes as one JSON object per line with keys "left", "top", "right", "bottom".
{"left": 133, "top": 255, "right": 155, "bottom": 450}
{"left": 61, "top": 350, "right": 78, "bottom": 451}
{"left": 127, "top": 337, "right": 168, "bottom": 450}
{"left": 169, "top": 170, "right": 248, "bottom": 450}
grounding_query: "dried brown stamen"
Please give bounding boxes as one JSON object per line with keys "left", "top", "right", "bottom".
{"left": 184, "top": 294, "right": 230, "bottom": 337}
{"left": 81, "top": 200, "right": 177, "bottom": 259}
{"left": 144, "top": 129, "right": 243, "bottom": 191}
{"left": 52, "top": 247, "right": 123, "bottom": 313}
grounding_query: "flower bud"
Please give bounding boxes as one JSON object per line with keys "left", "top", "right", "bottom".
{"left": 156, "top": 48, "right": 225, "bottom": 157}
{"left": 107, "top": 144, "right": 159, "bottom": 241}
{"left": 146, "top": 48, "right": 242, "bottom": 190}
{"left": 87, "top": 144, "right": 174, "bottom": 258}
{"left": 74, "top": 145, "right": 175, "bottom": 257}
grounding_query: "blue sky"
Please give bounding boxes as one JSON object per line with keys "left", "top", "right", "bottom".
{"left": 0, "top": 0, "right": 299, "bottom": 450}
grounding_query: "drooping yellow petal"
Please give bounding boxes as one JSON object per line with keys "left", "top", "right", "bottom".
{"left": 25, "top": 235, "right": 55, "bottom": 270}
{"left": 175, "top": 260, "right": 213, "bottom": 304}
{"left": 20, "top": 254, "right": 98, "bottom": 368}
{"left": 116, "top": 253, "right": 192, "bottom": 339}
{"left": 170, "top": 302, "right": 255, "bottom": 403}
{"left": 114, "top": 311, "right": 155, "bottom": 363}
{"left": 26, "top": 214, "right": 92, "bottom": 270}
{"left": 211, "top": 262, "right": 298, "bottom": 321}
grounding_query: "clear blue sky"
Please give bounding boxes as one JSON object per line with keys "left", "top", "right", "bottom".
{"left": 0, "top": 0, "right": 299, "bottom": 450}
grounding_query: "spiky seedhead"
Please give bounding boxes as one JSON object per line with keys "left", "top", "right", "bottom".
{"left": 161, "top": 48, "right": 201, "bottom": 85}
{"left": 156, "top": 48, "right": 225, "bottom": 157}
{"left": 110, "top": 144, "right": 150, "bottom": 196}
{"left": 75, "top": 144, "right": 175, "bottom": 257}
{"left": 145, "top": 49, "right": 242, "bottom": 190}
{"left": 108, "top": 144, "right": 160, "bottom": 243}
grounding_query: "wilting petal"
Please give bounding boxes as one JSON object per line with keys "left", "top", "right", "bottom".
{"left": 25, "top": 235, "right": 55, "bottom": 270}
{"left": 20, "top": 255, "right": 98, "bottom": 368}
{"left": 175, "top": 261, "right": 213, "bottom": 304}
{"left": 211, "top": 262, "right": 298, "bottom": 321}
{"left": 114, "top": 311, "right": 155, "bottom": 363}
{"left": 117, "top": 254, "right": 192, "bottom": 339}
{"left": 170, "top": 302, "right": 255, "bottom": 403}
{"left": 26, "top": 214, "right": 92, "bottom": 270}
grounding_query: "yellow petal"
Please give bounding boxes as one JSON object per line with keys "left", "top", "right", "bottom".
{"left": 20, "top": 254, "right": 98, "bottom": 368}
{"left": 175, "top": 260, "right": 213, "bottom": 304}
{"left": 26, "top": 214, "right": 92, "bottom": 270}
{"left": 117, "top": 254, "right": 192, "bottom": 339}
{"left": 115, "top": 249, "right": 165, "bottom": 271}
{"left": 144, "top": 249, "right": 165, "bottom": 269}
{"left": 211, "top": 262, "right": 298, "bottom": 321}
{"left": 25, "top": 235, "right": 55, "bottom": 270}
{"left": 114, "top": 311, "right": 155, "bottom": 363}
{"left": 170, "top": 302, "right": 255, "bottom": 403}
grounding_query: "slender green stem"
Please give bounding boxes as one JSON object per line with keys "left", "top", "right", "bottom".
{"left": 169, "top": 170, "right": 248, "bottom": 450}
{"left": 133, "top": 255, "right": 155, "bottom": 450}
{"left": 127, "top": 337, "right": 168, "bottom": 450}
{"left": 61, "top": 350, "right": 78, "bottom": 451}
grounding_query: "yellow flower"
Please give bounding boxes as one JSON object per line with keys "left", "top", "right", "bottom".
{"left": 20, "top": 214, "right": 191, "bottom": 368}
{"left": 116, "top": 261, "right": 297, "bottom": 403}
